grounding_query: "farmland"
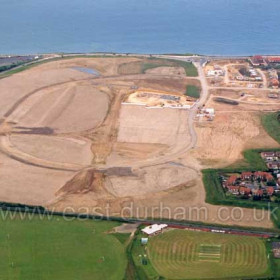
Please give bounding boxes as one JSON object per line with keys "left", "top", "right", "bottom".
{"left": 139, "top": 229, "right": 270, "bottom": 279}
{"left": 0, "top": 211, "right": 127, "bottom": 280}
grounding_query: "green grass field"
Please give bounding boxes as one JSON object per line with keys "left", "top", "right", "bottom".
{"left": 185, "top": 85, "right": 200, "bottom": 98}
{"left": 146, "top": 230, "right": 270, "bottom": 279}
{"left": 261, "top": 112, "right": 280, "bottom": 144}
{"left": 141, "top": 58, "right": 198, "bottom": 77}
{"left": 0, "top": 211, "right": 127, "bottom": 280}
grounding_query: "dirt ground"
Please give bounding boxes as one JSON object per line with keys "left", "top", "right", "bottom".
{"left": 117, "top": 104, "right": 190, "bottom": 145}
{"left": 0, "top": 151, "right": 73, "bottom": 205}
{"left": 10, "top": 134, "right": 93, "bottom": 165}
{"left": 145, "top": 66, "right": 185, "bottom": 76}
{"left": 7, "top": 81, "right": 109, "bottom": 133}
{"left": 106, "top": 142, "right": 168, "bottom": 166}
{"left": 193, "top": 111, "right": 279, "bottom": 168}
{"left": 211, "top": 88, "right": 280, "bottom": 104}
{"left": 0, "top": 56, "right": 278, "bottom": 229}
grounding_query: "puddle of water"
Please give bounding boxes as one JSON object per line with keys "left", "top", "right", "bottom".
{"left": 72, "top": 67, "right": 100, "bottom": 76}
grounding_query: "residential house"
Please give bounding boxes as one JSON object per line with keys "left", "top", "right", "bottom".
{"left": 254, "top": 171, "right": 274, "bottom": 181}
{"left": 227, "top": 186, "right": 239, "bottom": 195}
{"left": 266, "top": 187, "right": 275, "bottom": 196}
{"left": 225, "top": 175, "right": 238, "bottom": 186}
{"left": 261, "top": 151, "right": 276, "bottom": 161}
{"left": 267, "top": 162, "right": 280, "bottom": 170}
{"left": 241, "top": 172, "right": 252, "bottom": 180}
{"left": 252, "top": 189, "right": 263, "bottom": 197}
{"left": 239, "top": 187, "right": 251, "bottom": 195}
{"left": 250, "top": 55, "right": 265, "bottom": 66}
{"left": 271, "top": 78, "right": 279, "bottom": 88}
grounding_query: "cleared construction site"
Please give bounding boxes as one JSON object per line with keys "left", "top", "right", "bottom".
{"left": 0, "top": 56, "right": 279, "bottom": 229}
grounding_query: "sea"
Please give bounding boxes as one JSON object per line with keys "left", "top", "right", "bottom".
{"left": 1, "top": 0, "right": 280, "bottom": 56}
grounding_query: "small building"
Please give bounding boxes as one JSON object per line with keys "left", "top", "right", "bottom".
{"left": 250, "top": 55, "right": 265, "bottom": 66}
{"left": 141, "top": 224, "right": 168, "bottom": 236}
{"left": 276, "top": 151, "right": 280, "bottom": 157}
{"left": 256, "top": 189, "right": 264, "bottom": 196}
{"left": 252, "top": 189, "right": 264, "bottom": 197}
{"left": 254, "top": 171, "right": 274, "bottom": 181}
{"left": 268, "top": 92, "right": 279, "bottom": 99}
{"left": 227, "top": 185, "right": 239, "bottom": 195}
{"left": 266, "top": 57, "right": 280, "bottom": 64}
{"left": 141, "top": 238, "right": 149, "bottom": 245}
{"left": 236, "top": 75, "right": 244, "bottom": 81}
{"left": 265, "top": 172, "right": 274, "bottom": 181}
{"left": 267, "top": 162, "right": 280, "bottom": 170}
{"left": 266, "top": 186, "right": 275, "bottom": 196}
{"left": 239, "top": 187, "right": 251, "bottom": 195}
{"left": 241, "top": 172, "right": 252, "bottom": 180}
{"left": 261, "top": 152, "right": 276, "bottom": 161}
{"left": 272, "top": 242, "right": 280, "bottom": 258}
{"left": 204, "top": 108, "right": 215, "bottom": 115}
{"left": 225, "top": 175, "right": 238, "bottom": 186}
{"left": 207, "top": 70, "right": 224, "bottom": 77}
{"left": 271, "top": 78, "right": 279, "bottom": 88}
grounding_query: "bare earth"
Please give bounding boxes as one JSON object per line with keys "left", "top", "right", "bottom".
{"left": 0, "top": 56, "right": 279, "bottom": 229}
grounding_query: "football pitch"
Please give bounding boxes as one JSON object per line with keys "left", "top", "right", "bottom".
{"left": 0, "top": 211, "right": 127, "bottom": 280}
{"left": 147, "top": 229, "right": 270, "bottom": 279}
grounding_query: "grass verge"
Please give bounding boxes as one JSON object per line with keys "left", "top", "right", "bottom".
{"left": 141, "top": 57, "right": 198, "bottom": 77}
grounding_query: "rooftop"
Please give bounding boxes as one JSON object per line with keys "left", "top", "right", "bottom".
{"left": 141, "top": 224, "right": 168, "bottom": 235}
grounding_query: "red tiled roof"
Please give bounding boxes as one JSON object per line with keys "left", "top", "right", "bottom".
{"left": 228, "top": 186, "right": 239, "bottom": 191}
{"left": 267, "top": 187, "right": 275, "bottom": 194}
{"left": 239, "top": 187, "right": 251, "bottom": 194}
{"left": 254, "top": 171, "right": 264, "bottom": 177}
{"left": 252, "top": 55, "right": 264, "bottom": 64}
{"left": 267, "top": 57, "right": 280, "bottom": 63}
{"left": 254, "top": 172, "right": 273, "bottom": 180}
{"left": 257, "top": 190, "right": 263, "bottom": 196}
{"left": 271, "top": 78, "right": 279, "bottom": 85}
{"left": 264, "top": 172, "right": 274, "bottom": 180}
{"left": 226, "top": 175, "right": 238, "bottom": 185}
{"left": 261, "top": 152, "right": 275, "bottom": 157}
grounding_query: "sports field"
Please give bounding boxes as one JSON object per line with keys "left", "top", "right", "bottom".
{"left": 0, "top": 211, "right": 127, "bottom": 280}
{"left": 147, "top": 229, "right": 270, "bottom": 279}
